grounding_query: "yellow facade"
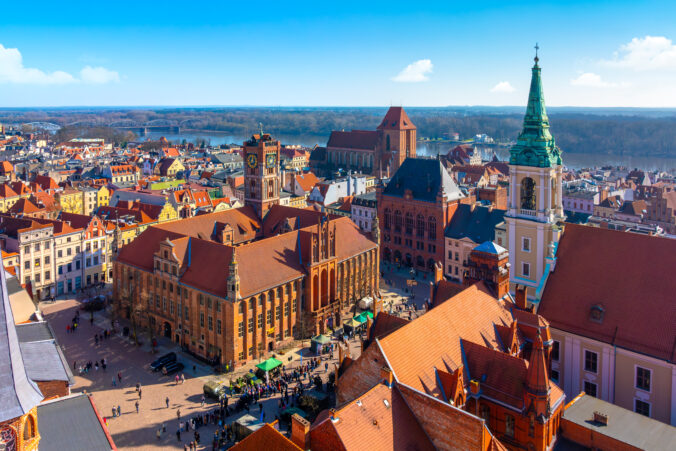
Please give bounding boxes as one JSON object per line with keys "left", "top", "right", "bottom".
{"left": 57, "top": 190, "right": 84, "bottom": 214}
{"left": 157, "top": 203, "right": 178, "bottom": 223}
{"left": 0, "top": 195, "right": 20, "bottom": 213}
{"left": 97, "top": 186, "right": 110, "bottom": 207}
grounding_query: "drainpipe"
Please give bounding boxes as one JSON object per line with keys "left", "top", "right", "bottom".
{"left": 612, "top": 326, "right": 618, "bottom": 403}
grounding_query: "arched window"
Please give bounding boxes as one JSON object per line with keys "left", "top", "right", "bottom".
{"left": 480, "top": 404, "right": 490, "bottom": 423}
{"left": 248, "top": 297, "right": 255, "bottom": 309}
{"left": 405, "top": 212, "right": 414, "bottom": 235}
{"left": 521, "top": 177, "right": 537, "bottom": 210}
{"left": 416, "top": 214, "right": 425, "bottom": 237}
{"left": 384, "top": 208, "right": 392, "bottom": 230}
{"left": 393, "top": 210, "right": 403, "bottom": 233}
{"left": 23, "top": 415, "right": 35, "bottom": 441}
{"left": 427, "top": 216, "right": 436, "bottom": 239}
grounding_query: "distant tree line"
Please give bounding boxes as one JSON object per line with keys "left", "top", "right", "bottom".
{"left": 2, "top": 108, "right": 675, "bottom": 157}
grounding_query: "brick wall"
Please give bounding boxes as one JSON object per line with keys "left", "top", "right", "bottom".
{"left": 335, "top": 344, "right": 386, "bottom": 406}
{"left": 560, "top": 418, "right": 640, "bottom": 451}
{"left": 37, "top": 380, "right": 69, "bottom": 399}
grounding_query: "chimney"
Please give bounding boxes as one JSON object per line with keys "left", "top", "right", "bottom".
{"left": 291, "top": 414, "right": 310, "bottom": 450}
{"left": 515, "top": 285, "right": 528, "bottom": 310}
{"left": 366, "top": 316, "right": 374, "bottom": 338}
{"left": 593, "top": 411, "right": 608, "bottom": 426}
{"left": 380, "top": 367, "right": 394, "bottom": 388}
{"left": 470, "top": 379, "right": 480, "bottom": 395}
{"left": 338, "top": 344, "right": 346, "bottom": 366}
{"left": 433, "top": 261, "right": 444, "bottom": 284}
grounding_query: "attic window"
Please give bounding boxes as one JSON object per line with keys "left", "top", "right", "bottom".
{"left": 383, "top": 400, "right": 390, "bottom": 408}
{"left": 590, "top": 305, "right": 605, "bottom": 323}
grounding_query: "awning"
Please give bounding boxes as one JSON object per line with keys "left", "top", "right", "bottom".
{"left": 256, "top": 357, "right": 283, "bottom": 372}
{"left": 311, "top": 334, "right": 331, "bottom": 344}
{"left": 354, "top": 311, "right": 374, "bottom": 323}
{"left": 343, "top": 318, "right": 361, "bottom": 328}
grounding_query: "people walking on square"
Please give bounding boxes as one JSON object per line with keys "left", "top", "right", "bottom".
{"left": 117, "top": 405, "right": 121, "bottom": 417}
{"left": 135, "top": 401, "right": 139, "bottom": 413}
{"left": 166, "top": 397, "right": 170, "bottom": 408}
{"left": 138, "top": 388, "right": 142, "bottom": 399}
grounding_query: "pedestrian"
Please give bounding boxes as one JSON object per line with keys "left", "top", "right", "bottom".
{"left": 66, "top": 325, "right": 70, "bottom": 334}
{"left": 176, "top": 428, "right": 181, "bottom": 441}
{"left": 139, "top": 388, "right": 142, "bottom": 399}
{"left": 73, "top": 360, "right": 77, "bottom": 370}
{"left": 166, "top": 397, "right": 170, "bottom": 408}
{"left": 112, "top": 407, "right": 116, "bottom": 418}
{"left": 117, "top": 405, "right": 121, "bottom": 417}
{"left": 200, "top": 395, "right": 205, "bottom": 407}
{"left": 181, "top": 373, "right": 185, "bottom": 384}
{"left": 177, "top": 408, "right": 181, "bottom": 420}
{"left": 259, "top": 402, "right": 263, "bottom": 412}
{"left": 135, "top": 401, "right": 139, "bottom": 413}
{"left": 117, "top": 372, "right": 122, "bottom": 383}
{"left": 90, "top": 316, "right": 94, "bottom": 326}
{"left": 162, "top": 423, "right": 166, "bottom": 433}
{"left": 112, "top": 377, "right": 116, "bottom": 387}
{"left": 175, "top": 374, "right": 179, "bottom": 385}
{"left": 156, "top": 429, "right": 161, "bottom": 440}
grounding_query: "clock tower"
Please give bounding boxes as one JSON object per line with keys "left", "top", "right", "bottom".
{"left": 505, "top": 49, "right": 565, "bottom": 299}
{"left": 243, "top": 131, "right": 281, "bottom": 219}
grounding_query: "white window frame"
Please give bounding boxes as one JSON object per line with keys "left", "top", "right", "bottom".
{"left": 634, "top": 365, "right": 652, "bottom": 393}
{"left": 522, "top": 237, "right": 531, "bottom": 252}
{"left": 522, "top": 262, "right": 530, "bottom": 277}
{"left": 634, "top": 398, "right": 651, "bottom": 417}
{"left": 583, "top": 380, "right": 597, "bottom": 397}
{"left": 584, "top": 349, "right": 598, "bottom": 374}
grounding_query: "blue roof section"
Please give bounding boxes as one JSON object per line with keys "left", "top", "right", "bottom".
{"left": 473, "top": 241, "right": 507, "bottom": 255}
{"left": 0, "top": 268, "right": 43, "bottom": 423}
{"left": 444, "top": 204, "right": 506, "bottom": 243}
{"left": 383, "top": 158, "right": 464, "bottom": 203}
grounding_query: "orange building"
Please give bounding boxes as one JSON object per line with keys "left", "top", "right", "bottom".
{"left": 114, "top": 134, "right": 380, "bottom": 367}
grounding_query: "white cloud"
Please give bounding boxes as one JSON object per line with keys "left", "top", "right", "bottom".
{"left": 570, "top": 72, "right": 628, "bottom": 88}
{"left": 490, "top": 81, "right": 515, "bottom": 93}
{"left": 0, "top": 44, "right": 119, "bottom": 85}
{"left": 392, "top": 59, "right": 433, "bottom": 82}
{"left": 602, "top": 36, "right": 676, "bottom": 71}
{"left": 80, "top": 66, "right": 120, "bottom": 84}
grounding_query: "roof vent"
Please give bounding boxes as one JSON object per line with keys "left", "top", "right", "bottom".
{"left": 383, "top": 400, "right": 390, "bottom": 409}
{"left": 589, "top": 304, "right": 605, "bottom": 323}
{"left": 593, "top": 411, "right": 608, "bottom": 425}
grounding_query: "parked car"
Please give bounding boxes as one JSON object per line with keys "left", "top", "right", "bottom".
{"left": 79, "top": 295, "right": 107, "bottom": 311}
{"left": 203, "top": 379, "right": 228, "bottom": 399}
{"left": 163, "top": 362, "right": 184, "bottom": 376}
{"left": 150, "top": 352, "right": 177, "bottom": 371}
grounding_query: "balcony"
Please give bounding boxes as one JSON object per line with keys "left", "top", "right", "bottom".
{"left": 519, "top": 208, "right": 537, "bottom": 217}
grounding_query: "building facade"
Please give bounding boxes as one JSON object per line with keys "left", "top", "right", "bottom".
{"left": 378, "top": 158, "right": 465, "bottom": 270}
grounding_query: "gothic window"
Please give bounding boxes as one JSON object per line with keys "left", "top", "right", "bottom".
{"left": 384, "top": 208, "right": 392, "bottom": 230}
{"left": 416, "top": 214, "right": 425, "bottom": 237}
{"left": 480, "top": 404, "right": 490, "bottom": 424}
{"left": 393, "top": 210, "right": 402, "bottom": 233}
{"left": 520, "top": 177, "right": 537, "bottom": 210}
{"left": 427, "top": 216, "right": 436, "bottom": 239}
{"left": 405, "top": 212, "right": 414, "bottom": 235}
{"left": 505, "top": 414, "right": 515, "bottom": 438}
{"left": 386, "top": 135, "right": 391, "bottom": 151}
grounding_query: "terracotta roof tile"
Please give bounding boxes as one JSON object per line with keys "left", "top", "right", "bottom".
{"left": 539, "top": 224, "right": 676, "bottom": 362}
{"left": 230, "top": 423, "right": 301, "bottom": 451}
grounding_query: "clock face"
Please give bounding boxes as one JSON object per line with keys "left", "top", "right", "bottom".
{"left": 246, "top": 153, "right": 258, "bottom": 169}
{"left": 266, "top": 153, "right": 276, "bottom": 168}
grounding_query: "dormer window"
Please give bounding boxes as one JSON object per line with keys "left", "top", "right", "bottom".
{"left": 589, "top": 304, "right": 605, "bottom": 323}
{"left": 164, "top": 250, "right": 168, "bottom": 259}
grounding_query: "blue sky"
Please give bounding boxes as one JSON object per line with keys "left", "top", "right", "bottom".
{"left": 1, "top": 0, "right": 676, "bottom": 107}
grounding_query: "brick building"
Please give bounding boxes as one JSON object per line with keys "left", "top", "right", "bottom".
{"left": 313, "top": 107, "right": 417, "bottom": 178}
{"left": 113, "top": 134, "right": 380, "bottom": 367}
{"left": 377, "top": 158, "right": 465, "bottom": 271}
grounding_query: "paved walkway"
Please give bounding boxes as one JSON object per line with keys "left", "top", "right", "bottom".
{"left": 41, "top": 298, "right": 363, "bottom": 450}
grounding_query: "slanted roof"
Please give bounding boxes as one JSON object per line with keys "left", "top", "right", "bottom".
{"left": 230, "top": 423, "right": 301, "bottom": 451}
{"left": 377, "top": 107, "right": 416, "bottom": 130}
{"left": 37, "top": 393, "right": 115, "bottom": 451}
{"left": 539, "top": 224, "right": 676, "bottom": 362}
{"left": 383, "top": 158, "right": 464, "bottom": 203}
{"left": 562, "top": 394, "right": 676, "bottom": 451}
{"left": 473, "top": 241, "right": 507, "bottom": 255}
{"left": 444, "top": 204, "right": 506, "bottom": 243}
{"left": 0, "top": 268, "right": 43, "bottom": 422}
{"left": 20, "top": 341, "right": 72, "bottom": 382}
{"left": 15, "top": 321, "right": 54, "bottom": 343}
{"left": 311, "top": 383, "right": 434, "bottom": 451}
{"left": 327, "top": 130, "right": 379, "bottom": 150}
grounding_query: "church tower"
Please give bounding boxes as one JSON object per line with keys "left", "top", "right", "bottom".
{"left": 243, "top": 130, "right": 281, "bottom": 219}
{"left": 505, "top": 48, "right": 564, "bottom": 298}
{"left": 376, "top": 107, "right": 417, "bottom": 177}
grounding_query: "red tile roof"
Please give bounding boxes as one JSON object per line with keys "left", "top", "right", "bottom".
{"left": 327, "top": 130, "right": 379, "bottom": 150}
{"left": 538, "top": 224, "right": 676, "bottom": 362}
{"left": 230, "top": 423, "right": 301, "bottom": 451}
{"left": 377, "top": 107, "right": 416, "bottom": 131}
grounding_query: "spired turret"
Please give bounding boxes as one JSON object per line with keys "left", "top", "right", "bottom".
{"left": 509, "top": 52, "right": 562, "bottom": 168}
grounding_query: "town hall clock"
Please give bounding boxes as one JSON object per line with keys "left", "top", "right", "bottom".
{"left": 246, "top": 153, "right": 258, "bottom": 169}
{"left": 265, "top": 153, "right": 276, "bottom": 168}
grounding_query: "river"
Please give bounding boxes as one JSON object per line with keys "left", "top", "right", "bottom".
{"left": 143, "top": 131, "right": 676, "bottom": 172}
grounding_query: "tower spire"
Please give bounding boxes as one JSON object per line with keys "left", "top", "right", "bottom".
{"left": 526, "top": 331, "right": 550, "bottom": 401}
{"left": 509, "top": 49, "right": 562, "bottom": 168}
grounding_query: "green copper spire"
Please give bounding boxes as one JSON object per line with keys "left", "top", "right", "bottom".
{"left": 510, "top": 48, "right": 562, "bottom": 168}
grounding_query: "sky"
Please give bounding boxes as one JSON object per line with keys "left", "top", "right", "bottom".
{"left": 1, "top": 0, "right": 676, "bottom": 107}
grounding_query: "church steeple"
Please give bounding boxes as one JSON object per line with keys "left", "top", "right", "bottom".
{"left": 525, "top": 331, "right": 551, "bottom": 417}
{"left": 510, "top": 48, "right": 562, "bottom": 168}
